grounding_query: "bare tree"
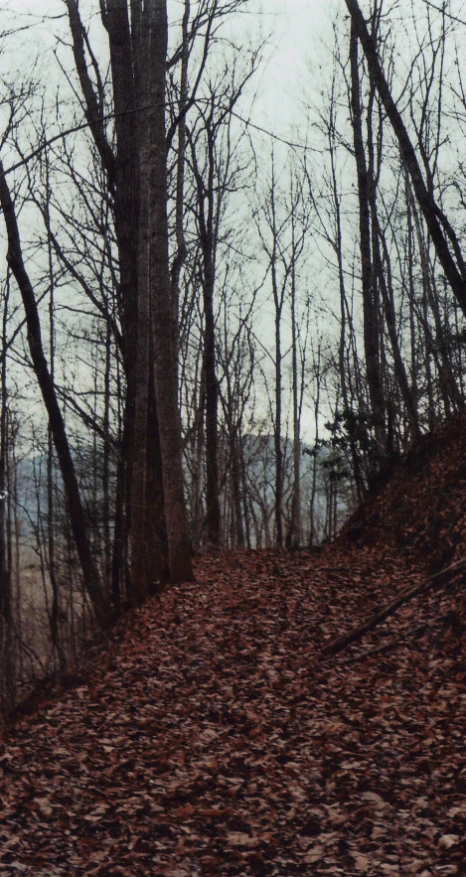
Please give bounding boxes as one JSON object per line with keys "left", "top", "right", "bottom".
{"left": 0, "top": 277, "right": 15, "bottom": 708}
{"left": 344, "top": 0, "right": 466, "bottom": 318}
{"left": 0, "top": 163, "right": 109, "bottom": 627}
{"left": 349, "top": 19, "right": 385, "bottom": 450}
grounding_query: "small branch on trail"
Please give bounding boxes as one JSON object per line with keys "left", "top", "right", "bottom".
{"left": 323, "top": 556, "right": 466, "bottom": 656}
{"left": 342, "top": 623, "right": 429, "bottom": 664}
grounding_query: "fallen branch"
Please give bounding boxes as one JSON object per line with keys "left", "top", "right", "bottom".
{"left": 323, "top": 556, "right": 466, "bottom": 656}
{"left": 342, "top": 623, "right": 429, "bottom": 664}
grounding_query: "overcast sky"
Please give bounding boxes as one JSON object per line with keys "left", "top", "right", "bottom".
{"left": 5, "top": 0, "right": 466, "bottom": 444}
{"left": 0, "top": 0, "right": 338, "bottom": 442}
{"left": 8, "top": 0, "right": 466, "bottom": 150}
{"left": 6, "top": 0, "right": 335, "bottom": 141}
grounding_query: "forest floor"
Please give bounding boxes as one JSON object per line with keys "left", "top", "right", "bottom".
{"left": 1, "top": 542, "right": 466, "bottom": 876}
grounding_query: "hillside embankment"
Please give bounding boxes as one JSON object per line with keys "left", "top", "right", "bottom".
{"left": 342, "top": 411, "right": 466, "bottom": 575}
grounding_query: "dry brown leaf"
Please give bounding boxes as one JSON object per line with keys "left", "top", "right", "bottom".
{"left": 303, "top": 845, "right": 325, "bottom": 863}
{"left": 438, "top": 834, "right": 460, "bottom": 849}
{"left": 352, "top": 852, "right": 371, "bottom": 872}
{"left": 33, "top": 797, "right": 53, "bottom": 818}
{"left": 360, "top": 791, "right": 390, "bottom": 808}
{"left": 225, "top": 832, "right": 259, "bottom": 847}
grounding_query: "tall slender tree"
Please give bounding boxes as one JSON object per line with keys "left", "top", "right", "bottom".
{"left": 344, "top": 0, "right": 466, "bottom": 318}
{"left": 0, "top": 162, "right": 110, "bottom": 627}
{"left": 349, "top": 20, "right": 385, "bottom": 450}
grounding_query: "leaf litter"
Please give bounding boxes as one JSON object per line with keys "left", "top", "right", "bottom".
{"left": 0, "top": 541, "right": 465, "bottom": 876}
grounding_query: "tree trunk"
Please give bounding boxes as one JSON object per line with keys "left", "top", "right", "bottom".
{"left": 189, "top": 123, "right": 221, "bottom": 548}
{"left": 350, "top": 22, "right": 385, "bottom": 451}
{"left": 327, "top": 113, "right": 365, "bottom": 500}
{"left": 363, "top": 78, "right": 420, "bottom": 441}
{"left": 67, "top": 0, "right": 169, "bottom": 605}
{"left": 0, "top": 283, "right": 14, "bottom": 707}
{"left": 289, "top": 221, "right": 301, "bottom": 548}
{"left": 129, "top": 147, "right": 152, "bottom": 605}
{"left": 201, "top": 174, "right": 221, "bottom": 547}
{"left": 148, "top": 0, "right": 194, "bottom": 583}
{"left": 274, "top": 297, "right": 283, "bottom": 549}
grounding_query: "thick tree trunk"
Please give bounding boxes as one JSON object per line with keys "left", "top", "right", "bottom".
{"left": 145, "top": 364, "right": 169, "bottom": 586}
{"left": 130, "top": 30, "right": 168, "bottom": 603}
{"left": 103, "top": 0, "right": 147, "bottom": 604}
{"left": 68, "top": 0, "right": 170, "bottom": 604}
{"left": 130, "top": 149, "right": 152, "bottom": 605}
{"left": 0, "top": 164, "right": 109, "bottom": 628}
{"left": 148, "top": 0, "right": 194, "bottom": 583}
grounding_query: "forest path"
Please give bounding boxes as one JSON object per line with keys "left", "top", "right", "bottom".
{"left": 1, "top": 548, "right": 465, "bottom": 876}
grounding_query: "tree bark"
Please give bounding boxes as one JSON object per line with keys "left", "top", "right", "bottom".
{"left": 67, "top": 0, "right": 169, "bottom": 603}
{"left": 148, "top": 0, "right": 194, "bottom": 583}
{"left": 198, "top": 130, "right": 220, "bottom": 547}
{"left": 188, "top": 111, "right": 221, "bottom": 548}
{"left": 0, "top": 284, "right": 14, "bottom": 708}
{"left": 289, "top": 254, "right": 301, "bottom": 548}
{"left": 267, "top": 165, "right": 284, "bottom": 549}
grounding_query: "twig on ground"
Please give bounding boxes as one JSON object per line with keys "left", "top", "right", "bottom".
{"left": 323, "top": 556, "right": 466, "bottom": 656}
{"left": 341, "top": 622, "right": 429, "bottom": 664}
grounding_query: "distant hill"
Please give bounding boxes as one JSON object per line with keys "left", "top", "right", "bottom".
{"left": 10, "top": 436, "right": 352, "bottom": 546}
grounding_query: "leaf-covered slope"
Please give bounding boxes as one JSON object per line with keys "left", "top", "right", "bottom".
{"left": 1, "top": 548, "right": 466, "bottom": 876}
{"left": 342, "top": 411, "right": 466, "bottom": 571}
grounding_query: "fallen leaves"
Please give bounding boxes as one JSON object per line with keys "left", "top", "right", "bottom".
{"left": 0, "top": 547, "right": 465, "bottom": 875}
